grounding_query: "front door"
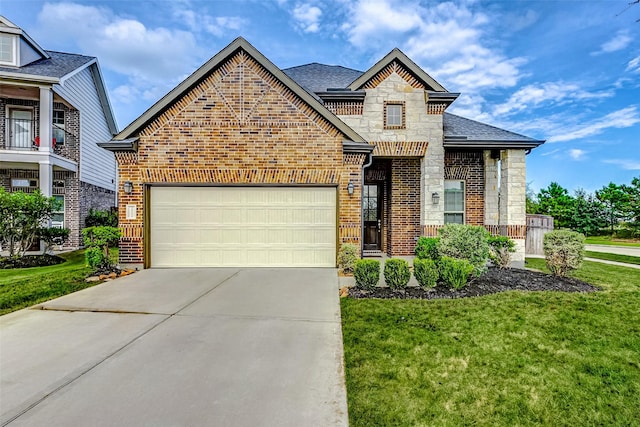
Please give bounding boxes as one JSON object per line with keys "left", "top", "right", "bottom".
{"left": 9, "top": 109, "right": 33, "bottom": 149}
{"left": 363, "top": 184, "right": 382, "bottom": 251}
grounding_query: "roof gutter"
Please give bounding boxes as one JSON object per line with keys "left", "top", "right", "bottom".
{"left": 98, "top": 137, "right": 139, "bottom": 152}
{"left": 0, "top": 71, "right": 59, "bottom": 84}
{"left": 444, "top": 137, "right": 545, "bottom": 150}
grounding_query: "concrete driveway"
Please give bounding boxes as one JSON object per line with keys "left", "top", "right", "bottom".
{"left": 0, "top": 268, "right": 347, "bottom": 426}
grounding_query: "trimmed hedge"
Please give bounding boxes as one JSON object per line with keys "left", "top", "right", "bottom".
{"left": 439, "top": 256, "right": 474, "bottom": 290}
{"left": 544, "top": 230, "right": 585, "bottom": 277}
{"left": 354, "top": 259, "right": 380, "bottom": 290}
{"left": 413, "top": 258, "right": 438, "bottom": 289}
{"left": 415, "top": 237, "right": 440, "bottom": 260}
{"left": 384, "top": 258, "right": 411, "bottom": 290}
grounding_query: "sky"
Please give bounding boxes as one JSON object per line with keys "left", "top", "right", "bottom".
{"left": 2, "top": 0, "right": 639, "bottom": 194}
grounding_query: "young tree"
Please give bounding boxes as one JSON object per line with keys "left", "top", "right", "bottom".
{"left": 0, "top": 189, "right": 62, "bottom": 257}
{"left": 536, "top": 182, "right": 574, "bottom": 228}
{"left": 526, "top": 183, "right": 539, "bottom": 214}
{"left": 596, "top": 182, "right": 631, "bottom": 234}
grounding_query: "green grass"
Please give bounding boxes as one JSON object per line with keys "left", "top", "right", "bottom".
{"left": 0, "top": 249, "right": 116, "bottom": 315}
{"left": 585, "top": 251, "right": 640, "bottom": 266}
{"left": 585, "top": 236, "right": 640, "bottom": 247}
{"left": 341, "top": 260, "right": 640, "bottom": 426}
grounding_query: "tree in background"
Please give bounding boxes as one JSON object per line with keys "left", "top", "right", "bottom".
{"left": 570, "top": 189, "right": 607, "bottom": 236}
{"left": 596, "top": 182, "right": 631, "bottom": 234}
{"left": 626, "top": 177, "right": 640, "bottom": 229}
{"left": 536, "top": 182, "right": 574, "bottom": 228}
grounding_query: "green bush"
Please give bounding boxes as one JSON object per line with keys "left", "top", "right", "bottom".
{"left": 85, "top": 208, "right": 118, "bottom": 228}
{"left": 438, "top": 224, "right": 490, "bottom": 276}
{"left": 439, "top": 256, "right": 474, "bottom": 290}
{"left": 488, "top": 235, "right": 516, "bottom": 269}
{"left": 337, "top": 243, "right": 358, "bottom": 274}
{"left": 354, "top": 259, "right": 380, "bottom": 290}
{"left": 384, "top": 258, "right": 411, "bottom": 290}
{"left": 415, "top": 237, "right": 439, "bottom": 260}
{"left": 413, "top": 258, "right": 438, "bottom": 289}
{"left": 39, "top": 227, "right": 70, "bottom": 254}
{"left": 82, "top": 226, "right": 121, "bottom": 271}
{"left": 543, "top": 230, "right": 585, "bottom": 277}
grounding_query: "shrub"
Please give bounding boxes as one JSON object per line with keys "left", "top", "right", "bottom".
{"left": 337, "top": 243, "right": 358, "bottom": 274}
{"left": 85, "top": 208, "right": 118, "bottom": 228}
{"left": 439, "top": 256, "right": 474, "bottom": 290}
{"left": 39, "top": 227, "right": 70, "bottom": 254}
{"left": 488, "top": 235, "right": 516, "bottom": 269}
{"left": 0, "top": 189, "right": 61, "bottom": 257}
{"left": 82, "top": 226, "right": 121, "bottom": 271}
{"left": 543, "top": 230, "right": 585, "bottom": 277}
{"left": 438, "top": 224, "right": 490, "bottom": 276}
{"left": 384, "top": 258, "right": 411, "bottom": 290}
{"left": 415, "top": 237, "right": 439, "bottom": 260}
{"left": 354, "top": 259, "right": 380, "bottom": 290}
{"left": 413, "top": 258, "right": 438, "bottom": 289}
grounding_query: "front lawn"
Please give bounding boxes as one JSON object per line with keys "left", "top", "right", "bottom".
{"left": 0, "top": 250, "right": 105, "bottom": 315}
{"left": 585, "top": 236, "right": 640, "bottom": 247}
{"left": 341, "top": 260, "right": 640, "bottom": 426}
{"left": 585, "top": 250, "right": 640, "bottom": 266}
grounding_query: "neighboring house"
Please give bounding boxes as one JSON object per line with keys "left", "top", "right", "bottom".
{"left": 100, "top": 37, "right": 543, "bottom": 269}
{"left": 0, "top": 16, "right": 118, "bottom": 249}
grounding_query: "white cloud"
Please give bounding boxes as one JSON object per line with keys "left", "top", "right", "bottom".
{"left": 626, "top": 56, "right": 640, "bottom": 73}
{"left": 340, "top": 0, "right": 527, "bottom": 97}
{"left": 568, "top": 149, "right": 586, "bottom": 160}
{"left": 540, "top": 148, "right": 560, "bottom": 157}
{"left": 292, "top": 3, "right": 323, "bottom": 33}
{"left": 174, "top": 7, "right": 246, "bottom": 37}
{"left": 603, "top": 159, "right": 640, "bottom": 170}
{"left": 592, "top": 30, "right": 632, "bottom": 55}
{"left": 548, "top": 106, "right": 640, "bottom": 142}
{"left": 493, "top": 82, "right": 614, "bottom": 116}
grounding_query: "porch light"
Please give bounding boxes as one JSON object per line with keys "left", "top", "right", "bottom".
{"left": 123, "top": 181, "right": 134, "bottom": 194}
{"left": 347, "top": 182, "right": 355, "bottom": 195}
{"left": 432, "top": 192, "right": 440, "bottom": 204}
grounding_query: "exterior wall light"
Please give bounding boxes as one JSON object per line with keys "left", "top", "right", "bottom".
{"left": 347, "top": 182, "right": 355, "bottom": 196}
{"left": 432, "top": 192, "right": 440, "bottom": 204}
{"left": 123, "top": 181, "right": 134, "bottom": 194}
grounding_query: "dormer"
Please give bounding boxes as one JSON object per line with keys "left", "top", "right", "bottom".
{"left": 0, "top": 16, "right": 50, "bottom": 68}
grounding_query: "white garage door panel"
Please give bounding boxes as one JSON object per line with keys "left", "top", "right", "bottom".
{"left": 150, "top": 187, "right": 336, "bottom": 267}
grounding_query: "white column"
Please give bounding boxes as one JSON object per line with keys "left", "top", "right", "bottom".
{"left": 39, "top": 87, "right": 53, "bottom": 153}
{"left": 39, "top": 160, "right": 53, "bottom": 197}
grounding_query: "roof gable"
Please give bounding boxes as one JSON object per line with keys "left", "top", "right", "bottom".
{"left": 349, "top": 48, "right": 447, "bottom": 92}
{"left": 0, "top": 15, "right": 50, "bottom": 62}
{"left": 114, "top": 37, "right": 365, "bottom": 144}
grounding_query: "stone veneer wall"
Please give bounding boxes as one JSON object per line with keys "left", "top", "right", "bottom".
{"left": 115, "top": 49, "right": 365, "bottom": 267}
{"left": 444, "top": 150, "right": 484, "bottom": 226}
{"left": 500, "top": 149, "right": 527, "bottom": 264}
{"left": 389, "top": 158, "right": 421, "bottom": 256}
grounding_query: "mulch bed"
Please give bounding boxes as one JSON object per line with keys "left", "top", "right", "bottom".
{"left": 347, "top": 267, "right": 599, "bottom": 300}
{"left": 0, "top": 254, "right": 65, "bottom": 269}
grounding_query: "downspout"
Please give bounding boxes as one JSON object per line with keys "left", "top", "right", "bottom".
{"left": 361, "top": 152, "right": 374, "bottom": 256}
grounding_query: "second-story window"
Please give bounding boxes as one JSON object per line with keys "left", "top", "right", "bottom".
{"left": 53, "top": 110, "right": 65, "bottom": 145}
{"left": 384, "top": 102, "right": 405, "bottom": 129}
{"left": 0, "top": 34, "right": 16, "bottom": 66}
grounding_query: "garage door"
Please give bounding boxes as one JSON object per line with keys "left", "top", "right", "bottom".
{"left": 150, "top": 186, "right": 337, "bottom": 267}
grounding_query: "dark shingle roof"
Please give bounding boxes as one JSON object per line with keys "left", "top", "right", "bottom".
{"left": 283, "top": 63, "right": 363, "bottom": 93}
{"left": 444, "top": 113, "right": 543, "bottom": 148}
{"left": 0, "top": 51, "right": 94, "bottom": 79}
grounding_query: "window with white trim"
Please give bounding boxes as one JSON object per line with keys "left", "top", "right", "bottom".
{"left": 444, "top": 180, "right": 465, "bottom": 224}
{"left": 52, "top": 195, "right": 65, "bottom": 228}
{"left": 0, "top": 34, "right": 17, "bottom": 66}
{"left": 53, "top": 110, "right": 65, "bottom": 145}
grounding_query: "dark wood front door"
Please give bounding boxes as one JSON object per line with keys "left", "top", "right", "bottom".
{"left": 363, "top": 184, "right": 382, "bottom": 250}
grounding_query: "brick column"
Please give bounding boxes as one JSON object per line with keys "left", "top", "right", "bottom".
{"left": 499, "top": 149, "right": 526, "bottom": 266}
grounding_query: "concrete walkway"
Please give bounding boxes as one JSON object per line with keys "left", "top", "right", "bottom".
{"left": 585, "top": 244, "right": 640, "bottom": 257}
{"left": 527, "top": 253, "right": 640, "bottom": 269}
{"left": 0, "top": 268, "right": 347, "bottom": 427}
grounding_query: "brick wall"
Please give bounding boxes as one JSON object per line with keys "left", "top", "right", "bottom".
{"left": 116, "top": 49, "right": 365, "bottom": 265}
{"left": 444, "top": 150, "right": 484, "bottom": 226}
{"left": 389, "top": 158, "right": 421, "bottom": 256}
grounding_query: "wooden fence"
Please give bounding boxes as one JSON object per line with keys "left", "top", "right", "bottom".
{"left": 526, "top": 214, "right": 554, "bottom": 255}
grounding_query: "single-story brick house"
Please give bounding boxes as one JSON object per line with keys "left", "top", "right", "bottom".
{"left": 100, "top": 37, "right": 543, "bottom": 269}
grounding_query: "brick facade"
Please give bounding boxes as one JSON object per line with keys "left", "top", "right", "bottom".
{"left": 389, "top": 158, "right": 421, "bottom": 256}
{"left": 444, "top": 150, "right": 484, "bottom": 226}
{"left": 115, "top": 49, "right": 365, "bottom": 266}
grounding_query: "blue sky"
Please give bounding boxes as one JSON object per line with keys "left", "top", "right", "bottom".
{"left": 2, "top": 0, "right": 639, "bottom": 194}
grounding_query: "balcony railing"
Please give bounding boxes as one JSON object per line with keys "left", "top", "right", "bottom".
{"left": 2, "top": 118, "right": 37, "bottom": 150}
